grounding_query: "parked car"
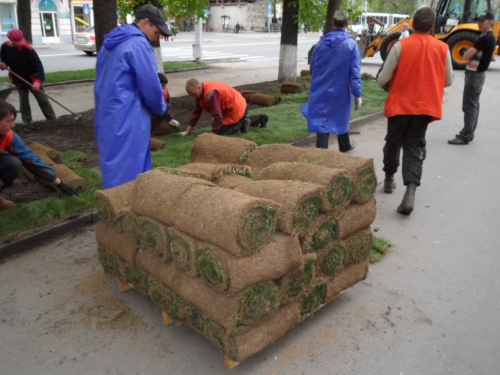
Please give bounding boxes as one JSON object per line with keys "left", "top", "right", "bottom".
{"left": 74, "top": 26, "right": 96, "bottom": 56}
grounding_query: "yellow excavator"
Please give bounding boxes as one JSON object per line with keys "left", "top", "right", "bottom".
{"left": 357, "top": 0, "right": 500, "bottom": 69}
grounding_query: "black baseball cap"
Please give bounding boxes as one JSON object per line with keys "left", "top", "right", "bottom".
{"left": 136, "top": 4, "right": 173, "bottom": 37}
{"left": 158, "top": 72, "right": 168, "bottom": 84}
{"left": 478, "top": 10, "right": 494, "bottom": 21}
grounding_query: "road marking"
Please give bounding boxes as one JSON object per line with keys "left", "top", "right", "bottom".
{"left": 39, "top": 53, "right": 86, "bottom": 57}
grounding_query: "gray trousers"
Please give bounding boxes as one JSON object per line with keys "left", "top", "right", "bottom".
{"left": 457, "top": 70, "right": 485, "bottom": 142}
{"left": 17, "top": 85, "right": 57, "bottom": 123}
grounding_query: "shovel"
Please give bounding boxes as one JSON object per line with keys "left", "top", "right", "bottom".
{"left": 7, "top": 68, "right": 82, "bottom": 121}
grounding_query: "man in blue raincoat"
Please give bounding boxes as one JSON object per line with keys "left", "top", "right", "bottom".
{"left": 94, "top": 5, "right": 172, "bottom": 189}
{"left": 301, "top": 10, "right": 362, "bottom": 153}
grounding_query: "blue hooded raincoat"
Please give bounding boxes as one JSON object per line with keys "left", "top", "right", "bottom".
{"left": 94, "top": 25, "right": 166, "bottom": 189}
{"left": 301, "top": 29, "right": 362, "bottom": 135}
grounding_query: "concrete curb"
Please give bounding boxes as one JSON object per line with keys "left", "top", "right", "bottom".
{"left": 0, "top": 111, "right": 384, "bottom": 261}
{"left": 0, "top": 212, "right": 99, "bottom": 261}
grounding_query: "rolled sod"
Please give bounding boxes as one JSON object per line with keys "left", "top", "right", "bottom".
{"left": 299, "top": 214, "right": 337, "bottom": 253}
{"left": 168, "top": 228, "right": 200, "bottom": 276}
{"left": 160, "top": 163, "right": 251, "bottom": 182}
{"left": 176, "top": 185, "right": 278, "bottom": 256}
{"left": 279, "top": 252, "right": 317, "bottom": 303}
{"left": 213, "top": 174, "right": 253, "bottom": 189}
{"left": 317, "top": 241, "right": 345, "bottom": 277}
{"left": 190, "top": 133, "right": 258, "bottom": 165}
{"left": 94, "top": 181, "right": 135, "bottom": 226}
{"left": 150, "top": 137, "right": 165, "bottom": 151}
{"left": 48, "top": 164, "right": 87, "bottom": 191}
{"left": 324, "top": 259, "right": 369, "bottom": 304}
{"left": 248, "top": 93, "right": 274, "bottom": 107}
{"left": 137, "top": 216, "right": 171, "bottom": 261}
{"left": 234, "top": 180, "right": 322, "bottom": 235}
{"left": 343, "top": 228, "right": 373, "bottom": 267}
{"left": 280, "top": 81, "right": 304, "bottom": 94}
{"left": 148, "top": 278, "right": 188, "bottom": 322}
{"left": 298, "top": 149, "right": 377, "bottom": 204}
{"left": 299, "top": 280, "right": 328, "bottom": 319}
{"left": 195, "top": 232, "right": 303, "bottom": 296}
{"left": 333, "top": 199, "right": 377, "bottom": 240}
{"left": 97, "top": 248, "right": 125, "bottom": 281}
{"left": 300, "top": 69, "right": 311, "bottom": 77}
{"left": 151, "top": 120, "right": 180, "bottom": 136}
{"left": 245, "top": 144, "right": 308, "bottom": 173}
{"left": 114, "top": 207, "right": 140, "bottom": 246}
{"left": 261, "top": 162, "right": 353, "bottom": 214}
{"left": 29, "top": 142, "right": 62, "bottom": 164}
{"left": 130, "top": 170, "right": 216, "bottom": 226}
{"left": 124, "top": 265, "right": 149, "bottom": 295}
{"left": 95, "top": 222, "right": 138, "bottom": 266}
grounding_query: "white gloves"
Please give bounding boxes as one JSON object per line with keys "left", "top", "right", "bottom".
{"left": 179, "top": 131, "right": 189, "bottom": 136}
{"left": 354, "top": 97, "right": 362, "bottom": 110}
{"left": 169, "top": 119, "right": 180, "bottom": 128}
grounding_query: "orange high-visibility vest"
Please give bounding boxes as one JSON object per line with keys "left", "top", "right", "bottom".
{"left": 0, "top": 130, "right": 14, "bottom": 152}
{"left": 384, "top": 34, "right": 448, "bottom": 121}
{"left": 199, "top": 82, "right": 247, "bottom": 125}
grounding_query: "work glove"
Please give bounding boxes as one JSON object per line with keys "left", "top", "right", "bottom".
{"left": 169, "top": 119, "right": 180, "bottom": 128}
{"left": 179, "top": 131, "right": 190, "bottom": 136}
{"left": 58, "top": 181, "right": 78, "bottom": 196}
{"left": 354, "top": 98, "right": 362, "bottom": 110}
{"left": 32, "top": 81, "right": 41, "bottom": 91}
{"left": 0, "top": 62, "right": 7, "bottom": 70}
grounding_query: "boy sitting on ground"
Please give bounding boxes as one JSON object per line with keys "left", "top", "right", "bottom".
{"left": 151, "top": 73, "right": 181, "bottom": 136}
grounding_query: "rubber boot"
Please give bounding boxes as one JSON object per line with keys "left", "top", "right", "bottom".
{"left": 0, "top": 192, "right": 15, "bottom": 210}
{"left": 383, "top": 173, "right": 396, "bottom": 194}
{"left": 397, "top": 183, "right": 416, "bottom": 215}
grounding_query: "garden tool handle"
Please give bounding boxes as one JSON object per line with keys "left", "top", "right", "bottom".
{"left": 7, "top": 68, "right": 79, "bottom": 117}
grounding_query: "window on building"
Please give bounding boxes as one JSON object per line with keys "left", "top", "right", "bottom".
{"left": 0, "top": 4, "right": 15, "bottom": 33}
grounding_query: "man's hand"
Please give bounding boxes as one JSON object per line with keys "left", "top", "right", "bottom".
{"left": 32, "top": 81, "right": 41, "bottom": 91}
{"left": 0, "top": 62, "right": 7, "bottom": 70}
{"left": 179, "top": 131, "right": 190, "bottom": 136}
{"left": 354, "top": 98, "right": 362, "bottom": 110}
{"left": 169, "top": 119, "right": 180, "bottom": 128}
{"left": 58, "top": 181, "right": 78, "bottom": 196}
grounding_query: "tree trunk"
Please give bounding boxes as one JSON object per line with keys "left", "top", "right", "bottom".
{"left": 17, "top": 0, "right": 32, "bottom": 44}
{"left": 323, "top": 0, "right": 342, "bottom": 35}
{"left": 277, "top": 0, "right": 299, "bottom": 83}
{"left": 93, "top": 0, "right": 118, "bottom": 52}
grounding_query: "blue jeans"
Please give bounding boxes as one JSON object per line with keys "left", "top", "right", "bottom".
{"left": 458, "top": 70, "right": 485, "bottom": 142}
{"left": 316, "top": 132, "right": 352, "bottom": 152}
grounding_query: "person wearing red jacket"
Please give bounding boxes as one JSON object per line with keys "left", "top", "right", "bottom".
{"left": 0, "top": 100, "right": 76, "bottom": 210}
{"left": 0, "top": 29, "right": 57, "bottom": 123}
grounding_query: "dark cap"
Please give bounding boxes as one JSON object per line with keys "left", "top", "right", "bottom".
{"left": 158, "top": 72, "right": 168, "bottom": 84}
{"left": 333, "top": 10, "right": 349, "bottom": 22}
{"left": 478, "top": 10, "right": 494, "bottom": 21}
{"left": 136, "top": 4, "right": 173, "bottom": 37}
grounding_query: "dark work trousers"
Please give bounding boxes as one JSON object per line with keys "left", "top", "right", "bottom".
{"left": 0, "top": 153, "right": 22, "bottom": 189}
{"left": 316, "top": 131, "right": 352, "bottom": 152}
{"left": 17, "top": 85, "right": 57, "bottom": 123}
{"left": 218, "top": 106, "right": 262, "bottom": 136}
{"left": 383, "top": 115, "right": 430, "bottom": 187}
{"left": 457, "top": 70, "right": 485, "bottom": 142}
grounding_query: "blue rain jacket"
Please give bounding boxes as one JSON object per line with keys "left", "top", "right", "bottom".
{"left": 94, "top": 25, "right": 166, "bottom": 189}
{"left": 301, "top": 29, "right": 362, "bottom": 134}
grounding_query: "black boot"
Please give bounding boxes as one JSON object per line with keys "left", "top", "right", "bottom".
{"left": 397, "top": 183, "right": 417, "bottom": 215}
{"left": 384, "top": 173, "right": 396, "bottom": 194}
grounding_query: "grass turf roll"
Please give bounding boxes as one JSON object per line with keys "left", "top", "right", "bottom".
{"left": 150, "top": 137, "right": 165, "bottom": 151}
{"left": 299, "top": 214, "right": 337, "bottom": 253}
{"left": 160, "top": 163, "right": 252, "bottom": 182}
{"left": 29, "top": 142, "right": 62, "bottom": 164}
{"left": 95, "top": 222, "right": 138, "bottom": 266}
{"left": 213, "top": 174, "right": 253, "bottom": 189}
{"left": 114, "top": 207, "right": 140, "bottom": 246}
{"left": 299, "top": 280, "right": 328, "bottom": 319}
{"left": 124, "top": 265, "right": 149, "bottom": 295}
{"left": 261, "top": 162, "right": 353, "bottom": 214}
{"left": 94, "top": 181, "right": 135, "bottom": 226}
{"left": 168, "top": 228, "right": 200, "bottom": 276}
{"left": 234, "top": 180, "right": 322, "bottom": 236}
{"left": 97, "top": 248, "right": 126, "bottom": 281}
{"left": 317, "top": 241, "right": 345, "bottom": 277}
{"left": 280, "top": 81, "right": 304, "bottom": 94}
{"left": 298, "top": 149, "right": 377, "bottom": 204}
{"left": 152, "top": 120, "right": 180, "bottom": 136}
{"left": 137, "top": 216, "right": 171, "bottom": 261}
{"left": 333, "top": 199, "right": 377, "bottom": 240}
{"left": 176, "top": 185, "right": 278, "bottom": 257}
{"left": 343, "top": 228, "right": 373, "bottom": 267}
{"left": 245, "top": 144, "right": 308, "bottom": 173}
{"left": 190, "top": 133, "right": 258, "bottom": 165}
{"left": 130, "top": 170, "right": 216, "bottom": 226}
{"left": 195, "top": 232, "right": 303, "bottom": 296}
{"left": 148, "top": 278, "right": 190, "bottom": 322}
{"left": 49, "top": 164, "right": 87, "bottom": 191}
{"left": 324, "top": 259, "right": 369, "bottom": 304}
{"left": 280, "top": 252, "right": 317, "bottom": 303}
